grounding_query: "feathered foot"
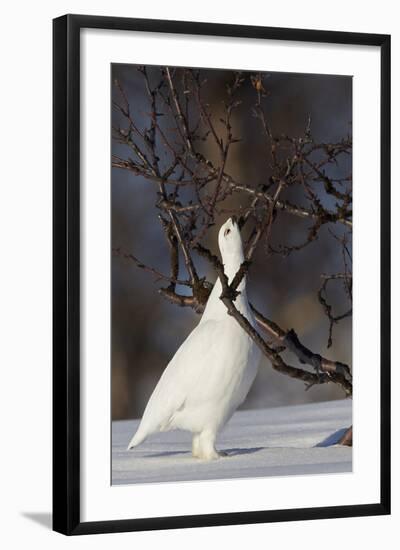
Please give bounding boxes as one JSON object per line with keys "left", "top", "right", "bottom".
{"left": 192, "top": 430, "right": 226, "bottom": 460}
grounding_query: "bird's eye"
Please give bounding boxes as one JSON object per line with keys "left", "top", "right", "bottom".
{"left": 224, "top": 228, "right": 231, "bottom": 237}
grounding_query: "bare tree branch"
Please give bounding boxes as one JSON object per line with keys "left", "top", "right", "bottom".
{"left": 112, "top": 67, "right": 353, "bottom": 427}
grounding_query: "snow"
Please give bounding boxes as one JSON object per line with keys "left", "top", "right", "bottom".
{"left": 112, "top": 399, "right": 352, "bottom": 485}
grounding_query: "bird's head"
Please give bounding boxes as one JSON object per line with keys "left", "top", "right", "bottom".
{"left": 218, "top": 217, "right": 244, "bottom": 264}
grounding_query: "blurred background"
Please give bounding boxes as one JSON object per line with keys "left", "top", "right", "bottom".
{"left": 111, "top": 64, "right": 352, "bottom": 421}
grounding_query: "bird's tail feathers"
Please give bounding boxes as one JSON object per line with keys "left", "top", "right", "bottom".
{"left": 127, "top": 426, "right": 147, "bottom": 450}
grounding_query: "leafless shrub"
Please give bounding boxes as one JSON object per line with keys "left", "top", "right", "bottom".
{"left": 112, "top": 67, "right": 353, "bottom": 439}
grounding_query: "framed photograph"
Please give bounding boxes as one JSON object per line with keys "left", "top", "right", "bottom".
{"left": 53, "top": 14, "right": 391, "bottom": 535}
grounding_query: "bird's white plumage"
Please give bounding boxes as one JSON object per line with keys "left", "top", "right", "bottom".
{"left": 127, "top": 218, "right": 261, "bottom": 459}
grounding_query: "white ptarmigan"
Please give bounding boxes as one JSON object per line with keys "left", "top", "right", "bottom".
{"left": 127, "top": 217, "right": 261, "bottom": 460}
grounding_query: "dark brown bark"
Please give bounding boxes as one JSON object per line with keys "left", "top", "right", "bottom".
{"left": 338, "top": 426, "right": 353, "bottom": 446}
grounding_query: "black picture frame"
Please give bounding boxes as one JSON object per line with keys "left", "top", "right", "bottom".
{"left": 53, "top": 14, "right": 391, "bottom": 535}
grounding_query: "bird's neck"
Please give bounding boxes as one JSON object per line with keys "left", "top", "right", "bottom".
{"left": 200, "top": 252, "right": 251, "bottom": 324}
{"left": 223, "top": 253, "right": 246, "bottom": 290}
